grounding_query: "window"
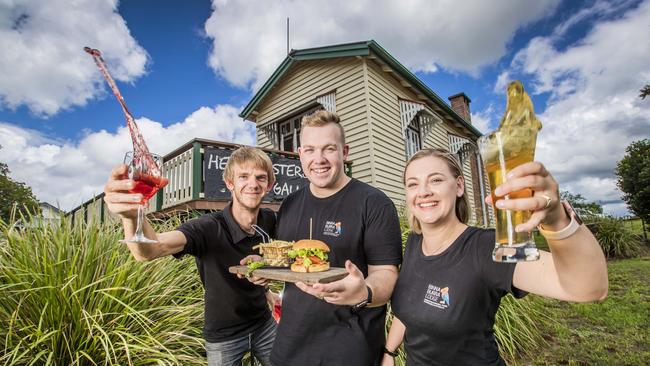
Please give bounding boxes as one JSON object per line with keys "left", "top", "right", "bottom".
{"left": 277, "top": 106, "right": 322, "bottom": 152}
{"left": 448, "top": 134, "right": 471, "bottom": 165}
{"left": 405, "top": 115, "right": 422, "bottom": 158}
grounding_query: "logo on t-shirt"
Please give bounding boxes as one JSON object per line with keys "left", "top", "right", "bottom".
{"left": 424, "top": 284, "right": 450, "bottom": 310}
{"left": 323, "top": 221, "right": 342, "bottom": 237}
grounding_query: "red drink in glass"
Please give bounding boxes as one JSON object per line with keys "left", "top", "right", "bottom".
{"left": 130, "top": 174, "right": 167, "bottom": 203}
{"left": 273, "top": 304, "right": 282, "bottom": 322}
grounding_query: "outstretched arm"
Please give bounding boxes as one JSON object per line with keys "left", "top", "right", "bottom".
{"left": 104, "top": 164, "right": 185, "bottom": 261}
{"left": 490, "top": 161, "right": 608, "bottom": 302}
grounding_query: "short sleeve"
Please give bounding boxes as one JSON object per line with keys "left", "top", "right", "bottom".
{"left": 363, "top": 193, "right": 403, "bottom": 266}
{"left": 475, "top": 229, "right": 527, "bottom": 298}
{"left": 173, "top": 214, "right": 218, "bottom": 259}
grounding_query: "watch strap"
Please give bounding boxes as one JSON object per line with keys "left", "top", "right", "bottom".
{"left": 383, "top": 346, "right": 398, "bottom": 357}
{"left": 352, "top": 285, "right": 372, "bottom": 311}
{"left": 538, "top": 200, "right": 582, "bottom": 240}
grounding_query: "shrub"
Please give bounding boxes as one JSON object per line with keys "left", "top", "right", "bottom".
{"left": 589, "top": 216, "right": 643, "bottom": 259}
{"left": 0, "top": 214, "right": 205, "bottom": 365}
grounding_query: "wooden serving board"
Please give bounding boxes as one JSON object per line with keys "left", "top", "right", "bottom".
{"left": 229, "top": 266, "right": 348, "bottom": 285}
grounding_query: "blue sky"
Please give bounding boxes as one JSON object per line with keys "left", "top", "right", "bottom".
{"left": 1, "top": 0, "right": 649, "bottom": 214}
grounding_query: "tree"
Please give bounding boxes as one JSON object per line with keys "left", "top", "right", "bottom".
{"left": 616, "top": 139, "right": 650, "bottom": 241}
{"left": 641, "top": 85, "right": 650, "bottom": 100}
{"left": 0, "top": 145, "right": 40, "bottom": 222}
{"left": 560, "top": 190, "right": 603, "bottom": 220}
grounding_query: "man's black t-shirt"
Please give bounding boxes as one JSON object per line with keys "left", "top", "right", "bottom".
{"left": 174, "top": 203, "right": 275, "bottom": 343}
{"left": 271, "top": 179, "right": 403, "bottom": 366}
{"left": 391, "top": 227, "right": 527, "bottom": 366}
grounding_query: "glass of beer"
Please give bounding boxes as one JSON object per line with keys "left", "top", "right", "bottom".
{"left": 478, "top": 81, "right": 542, "bottom": 262}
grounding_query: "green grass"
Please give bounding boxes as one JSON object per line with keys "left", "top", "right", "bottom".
{"left": 519, "top": 257, "right": 650, "bottom": 365}
{"left": 622, "top": 218, "right": 645, "bottom": 236}
{"left": 0, "top": 215, "right": 205, "bottom": 365}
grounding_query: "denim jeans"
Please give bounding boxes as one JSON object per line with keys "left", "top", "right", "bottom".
{"left": 206, "top": 317, "right": 276, "bottom": 366}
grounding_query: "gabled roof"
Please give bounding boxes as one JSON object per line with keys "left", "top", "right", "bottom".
{"left": 240, "top": 40, "right": 482, "bottom": 138}
{"left": 39, "top": 201, "right": 62, "bottom": 213}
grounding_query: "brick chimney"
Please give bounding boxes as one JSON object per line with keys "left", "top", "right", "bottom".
{"left": 448, "top": 92, "right": 472, "bottom": 123}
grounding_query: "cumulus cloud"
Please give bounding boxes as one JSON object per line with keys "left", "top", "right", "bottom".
{"left": 470, "top": 105, "right": 496, "bottom": 134}
{"left": 0, "top": 105, "right": 256, "bottom": 210}
{"left": 0, "top": 0, "right": 148, "bottom": 116}
{"left": 510, "top": 0, "right": 650, "bottom": 215}
{"left": 204, "top": 0, "right": 559, "bottom": 90}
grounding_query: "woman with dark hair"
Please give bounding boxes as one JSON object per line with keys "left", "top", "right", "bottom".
{"left": 381, "top": 148, "right": 608, "bottom": 366}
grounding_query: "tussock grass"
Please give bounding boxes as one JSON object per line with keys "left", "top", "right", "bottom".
{"left": 589, "top": 217, "right": 643, "bottom": 259}
{"left": 0, "top": 214, "right": 204, "bottom": 365}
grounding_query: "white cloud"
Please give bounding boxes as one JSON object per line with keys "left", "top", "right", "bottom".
{"left": 510, "top": 0, "right": 650, "bottom": 216}
{"left": 0, "top": 0, "right": 148, "bottom": 117}
{"left": 470, "top": 105, "right": 496, "bottom": 134}
{"left": 0, "top": 105, "right": 256, "bottom": 210}
{"left": 204, "top": 0, "right": 559, "bottom": 90}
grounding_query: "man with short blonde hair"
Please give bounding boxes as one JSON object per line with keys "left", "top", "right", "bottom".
{"left": 263, "top": 111, "right": 403, "bottom": 365}
{"left": 301, "top": 110, "right": 346, "bottom": 146}
{"left": 103, "top": 146, "right": 278, "bottom": 366}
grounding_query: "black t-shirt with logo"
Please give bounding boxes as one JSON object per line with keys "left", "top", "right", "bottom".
{"left": 271, "top": 179, "right": 403, "bottom": 366}
{"left": 174, "top": 203, "right": 275, "bottom": 343}
{"left": 391, "top": 226, "right": 526, "bottom": 366}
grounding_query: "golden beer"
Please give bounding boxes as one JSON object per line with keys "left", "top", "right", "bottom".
{"left": 478, "top": 81, "right": 541, "bottom": 262}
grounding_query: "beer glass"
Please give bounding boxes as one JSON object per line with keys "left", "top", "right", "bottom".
{"left": 478, "top": 81, "right": 542, "bottom": 262}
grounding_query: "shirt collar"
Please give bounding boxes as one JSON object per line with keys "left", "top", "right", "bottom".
{"left": 223, "top": 202, "right": 262, "bottom": 244}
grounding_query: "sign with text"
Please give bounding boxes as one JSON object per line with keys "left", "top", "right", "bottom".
{"left": 203, "top": 147, "right": 307, "bottom": 201}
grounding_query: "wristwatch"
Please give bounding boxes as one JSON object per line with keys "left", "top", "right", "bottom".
{"left": 383, "top": 346, "right": 399, "bottom": 357}
{"left": 538, "top": 200, "right": 583, "bottom": 240}
{"left": 352, "top": 285, "right": 373, "bottom": 312}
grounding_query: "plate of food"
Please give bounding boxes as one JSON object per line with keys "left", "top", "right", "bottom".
{"left": 230, "top": 239, "right": 348, "bottom": 285}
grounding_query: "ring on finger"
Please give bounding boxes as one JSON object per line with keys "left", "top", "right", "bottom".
{"left": 539, "top": 194, "right": 552, "bottom": 210}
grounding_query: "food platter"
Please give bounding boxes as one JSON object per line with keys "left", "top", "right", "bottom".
{"left": 228, "top": 265, "right": 348, "bottom": 285}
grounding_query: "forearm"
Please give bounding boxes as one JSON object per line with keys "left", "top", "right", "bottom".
{"left": 122, "top": 217, "right": 162, "bottom": 261}
{"left": 547, "top": 225, "right": 608, "bottom": 301}
{"left": 365, "top": 266, "right": 399, "bottom": 306}
{"left": 385, "top": 316, "right": 405, "bottom": 352}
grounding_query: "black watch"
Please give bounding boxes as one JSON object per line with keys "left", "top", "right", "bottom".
{"left": 352, "top": 285, "right": 373, "bottom": 312}
{"left": 383, "top": 346, "right": 399, "bottom": 357}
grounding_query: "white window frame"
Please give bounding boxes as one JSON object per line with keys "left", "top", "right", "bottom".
{"left": 277, "top": 106, "right": 322, "bottom": 152}
{"left": 405, "top": 115, "right": 422, "bottom": 158}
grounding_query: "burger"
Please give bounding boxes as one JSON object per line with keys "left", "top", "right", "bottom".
{"left": 288, "top": 239, "right": 330, "bottom": 272}
{"left": 253, "top": 240, "right": 294, "bottom": 267}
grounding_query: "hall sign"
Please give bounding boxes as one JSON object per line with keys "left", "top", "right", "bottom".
{"left": 203, "top": 147, "right": 307, "bottom": 201}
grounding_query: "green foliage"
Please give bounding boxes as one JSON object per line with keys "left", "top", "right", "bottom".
{"left": 616, "top": 139, "right": 650, "bottom": 223}
{"left": 0, "top": 214, "right": 205, "bottom": 365}
{"left": 589, "top": 216, "right": 643, "bottom": 259}
{"left": 494, "top": 296, "right": 546, "bottom": 363}
{"left": 560, "top": 190, "right": 603, "bottom": 221}
{"left": 521, "top": 257, "right": 650, "bottom": 365}
{"left": 641, "top": 84, "right": 650, "bottom": 99}
{"left": 0, "top": 146, "right": 40, "bottom": 222}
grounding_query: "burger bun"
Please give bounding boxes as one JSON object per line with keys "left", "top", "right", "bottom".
{"left": 293, "top": 239, "right": 330, "bottom": 252}
{"left": 291, "top": 262, "right": 330, "bottom": 273}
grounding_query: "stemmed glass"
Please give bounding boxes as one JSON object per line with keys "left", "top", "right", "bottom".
{"left": 120, "top": 151, "right": 168, "bottom": 244}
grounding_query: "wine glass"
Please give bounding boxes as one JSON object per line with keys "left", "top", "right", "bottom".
{"left": 119, "top": 151, "right": 168, "bottom": 244}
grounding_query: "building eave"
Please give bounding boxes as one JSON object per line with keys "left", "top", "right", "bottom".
{"left": 240, "top": 40, "right": 481, "bottom": 138}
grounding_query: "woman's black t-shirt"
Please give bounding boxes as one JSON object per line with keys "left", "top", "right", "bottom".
{"left": 391, "top": 227, "right": 526, "bottom": 366}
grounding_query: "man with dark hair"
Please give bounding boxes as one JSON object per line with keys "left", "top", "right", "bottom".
{"left": 104, "top": 146, "right": 279, "bottom": 366}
